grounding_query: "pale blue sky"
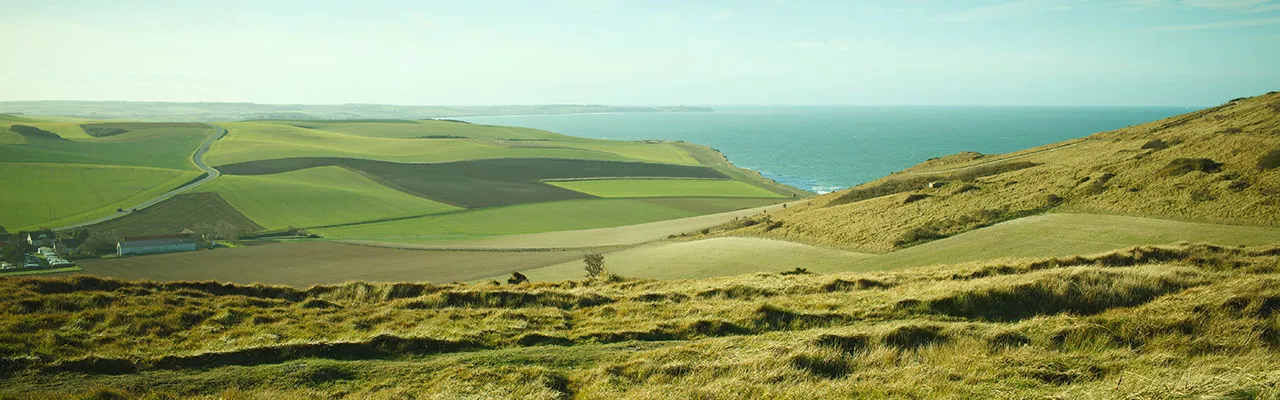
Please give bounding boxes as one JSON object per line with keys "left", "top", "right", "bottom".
{"left": 3, "top": 0, "right": 1278, "bottom": 105}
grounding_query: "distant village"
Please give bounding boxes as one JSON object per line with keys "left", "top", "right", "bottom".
{"left": 0, "top": 228, "right": 201, "bottom": 272}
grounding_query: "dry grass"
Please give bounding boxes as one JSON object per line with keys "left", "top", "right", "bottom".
{"left": 706, "top": 92, "right": 1280, "bottom": 252}
{"left": 1, "top": 243, "right": 1278, "bottom": 398}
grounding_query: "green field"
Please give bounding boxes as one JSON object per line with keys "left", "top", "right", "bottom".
{"left": 548, "top": 178, "right": 785, "bottom": 198}
{"left": 313, "top": 198, "right": 772, "bottom": 242}
{"left": 198, "top": 166, "right": 461, "bottom": 230}
{"left": 0, "top": 163, "right": 200, "bottom": 231}
{"left": 0, "top": 121, "right": 210, "bottom": 170}
{"left": 207, "top": 121, "right": 699, "bottom": 166}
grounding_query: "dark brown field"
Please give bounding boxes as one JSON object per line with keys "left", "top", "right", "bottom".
{"left": 74, "top": 241, "right": 585, "bottom": 286}
{"left": 87, "top": 192, "right": 263, "bottom": 238}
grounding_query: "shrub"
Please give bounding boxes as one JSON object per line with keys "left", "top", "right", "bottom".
{"left": 1157, "top": 158, "right": 1223, "bottom": 176}
{"left": 951, "top": 184, "right": 979, "bottom": 194}
{"left": 1189, "top": 188, "right": 1215, "bottom": 202}
{"left": 903, "top": 194, "right": 930, "bottom": 204}
{"left": 583, "top": 253, "right": 606, "bottom": 278}
{"left": 7, "top": 125, "right": 63, "bottom": 140}
{"left": 1258, "top": 150, "right": 1280, "bottom": 170}
{"left": 1140, "top": 139, "right": 1169, "bottom": 150}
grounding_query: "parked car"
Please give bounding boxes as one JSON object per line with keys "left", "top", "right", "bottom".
{"left": 0, "top": 262, "right": 13, "bottom": 270}
{"left": 49, "top": 258, "right": 74, "bottom": 267}
{"left": 23, "top": 261, "right": 41, "bottom": 268}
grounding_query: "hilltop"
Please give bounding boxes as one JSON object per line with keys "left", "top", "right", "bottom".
{"left": 706, "top": 92, "right": 1280, "bottom": 252}
{"left": 1, "top": 243, "right": 1278, "bottom": 398}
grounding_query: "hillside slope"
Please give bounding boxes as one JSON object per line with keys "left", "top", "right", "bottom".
{"left": 1, "top": 244, "right": 1277, "bottom": 398}
{"left": 710, "top": 92, "right": 1280, "bottom": 252}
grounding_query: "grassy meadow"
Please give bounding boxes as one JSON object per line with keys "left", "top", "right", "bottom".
{"left": 0, "top": 163, "right": 200, "bottom": 231}
{"left": 197, "top": 166, "right": 460, "bottom": 230}
{"left": 3, "top": 243, "right": 1279, "bottom": 398}
{"left": 548, "top": 178, "right": 785, "bottom": 198}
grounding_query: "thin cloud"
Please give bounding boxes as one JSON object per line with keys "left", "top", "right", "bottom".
{"left": 1181, "top": 0, "right": 1271, "bottom": 10}
{"left": 1138, "top": 16, "right": 1280, "bottom": 31}
{"left": 1125, "top": 0, "right": 1280, "bottom": 12}
{"left": 711, "top": 9, "right": 738, "bottom": 21}
{"left": 926, "top": 0, "right": 1072, "bottom": 23}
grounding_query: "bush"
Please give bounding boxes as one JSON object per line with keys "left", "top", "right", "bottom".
{"left": 951, "top": 184, "right": 979, "bottom": 194}
{"left": 903, "top": 194, "right": 930, "bottom": 204}
{"left": 1157, "top": 158, "right": 1223, "bottom": 176}
{"left": 583, "top": 253, "right": 606, "bottom": 278}
{"left": 1258, "top": 150, "right": 1280, "bottom": 170}
{"left": 1140, "top": 139, "right": 1169, "bottom": 150}
{"left": 8, "top": 125, "right": 63, "bottom": 140}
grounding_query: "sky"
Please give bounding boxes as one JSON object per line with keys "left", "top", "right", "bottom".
{"left": 2, "top": 0, "right": 1278, "bottom": 106}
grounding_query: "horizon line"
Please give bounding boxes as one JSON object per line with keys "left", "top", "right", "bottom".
{"left": 0, "top": 99, "right": 1214, "bottom": 109}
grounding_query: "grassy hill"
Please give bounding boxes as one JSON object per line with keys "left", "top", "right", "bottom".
{"left": 3, "top": 243, "right": 1278, "bottom": 398}
{"left": 706, "top": 92, "right": 1280, "bottom": 252}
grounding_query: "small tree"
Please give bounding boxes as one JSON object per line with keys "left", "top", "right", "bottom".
{"left": 80, "top": 230, "right": 119, "bottom": 255}
{"left": 583, "top": 252, "right": 606, "bottom": 278}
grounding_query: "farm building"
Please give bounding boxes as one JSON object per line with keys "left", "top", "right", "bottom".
{"left": 26, "top": 230, "right": 56, "bottom": 247}
{"left": 117, "top": 233, "right": 199, "bottom": 257}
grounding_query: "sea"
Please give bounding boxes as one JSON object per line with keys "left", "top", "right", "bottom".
{"left": 466, "top": 106, "right": 1192, "bottom": 193}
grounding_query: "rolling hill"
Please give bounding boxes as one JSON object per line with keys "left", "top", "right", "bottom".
{"left": 1, "top": 114, "right": 802, "bottom": 242}
{"left": 704, "top": 92, "right": 1280, "bottom": 253}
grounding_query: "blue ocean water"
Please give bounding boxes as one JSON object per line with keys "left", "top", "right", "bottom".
{"left": 467, "top": 106, "right": 1191, "bottom": 193}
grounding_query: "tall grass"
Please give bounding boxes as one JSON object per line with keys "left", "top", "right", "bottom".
{"left": 1, "top": 243, "right": 1278, "bottom": 398}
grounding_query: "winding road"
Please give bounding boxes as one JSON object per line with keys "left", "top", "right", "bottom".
{"left": 52, "top": 124, "right": 226, "bottom": 231}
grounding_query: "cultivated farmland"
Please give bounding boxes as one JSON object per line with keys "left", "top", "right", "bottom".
{"left": 312, "top": 198, "right": 774, "bottom": 242}
{"left": 74, "top": 241, "right": 584, "bottom": 286}
{"left": 85, "top": 192, "right": 263, "bottom": 238}
{"left": 0, "top": 163, "right": 200, "bottom": 231}
{"left": 197, "top": 166, "right": 460, "bottom": 230}
{"left": 217, "top": 157, "right": 729, "bottom": 208}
